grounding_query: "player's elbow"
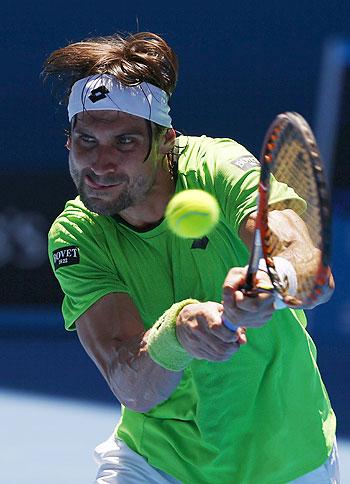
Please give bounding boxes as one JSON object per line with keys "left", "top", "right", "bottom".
{"left": 108, "top": 377, "right": 170, "bottom": 413}
{"left": 120, "top": 398, "right": 158, "bottom": 413}
{"left": 116, "top": 391, "right": 164, "bottom": 413}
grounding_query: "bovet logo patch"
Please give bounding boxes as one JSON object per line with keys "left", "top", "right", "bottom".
{"left": 53, "top": 246, "right": 80, "bottom": 270}
{"left": 231, "top": 155, "right": 260, "bottom": 171}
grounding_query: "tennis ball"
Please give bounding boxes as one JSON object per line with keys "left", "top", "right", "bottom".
{"left": 165, "top": 189, "right": 220, "bottom": 238}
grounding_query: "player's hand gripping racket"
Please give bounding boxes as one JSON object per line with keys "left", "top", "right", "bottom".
{"left": 223, "top": 112, "right": 332, "bottom": 331}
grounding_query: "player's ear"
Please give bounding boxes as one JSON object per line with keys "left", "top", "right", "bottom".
{"left": 159, "top": 128, "right": 176, "bottom": 155}
{"left": 65, "top": 121, "right": 74, "bottom": 150}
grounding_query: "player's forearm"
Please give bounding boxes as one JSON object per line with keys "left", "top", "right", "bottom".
{"left": 101, "top": 331, "right": 183, "bottom": 413}
{"left": 267, "top": 210, "right": 314, "bottom": 258}
{"left": 76, "top": 295, "right": 190, "bottom": 413}
{"left": 241, "top": 209, "right": 334, "bottom": 308}
{"left": 267, "top": 209, "right": 334, "bottom": 307}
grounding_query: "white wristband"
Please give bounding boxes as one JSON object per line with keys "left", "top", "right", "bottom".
{"left": 273, "top": 256, "right": 298, "bottom": 296}
{"left": 258, "top": 258, "right": 268, "bottom": 272}
{"left": 258, "top": 257, "right": 298, "bottom": 309}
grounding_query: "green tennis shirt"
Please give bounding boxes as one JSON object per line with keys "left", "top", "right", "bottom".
{"left": 49, "top": 135, "right": 335, "bottom": 483}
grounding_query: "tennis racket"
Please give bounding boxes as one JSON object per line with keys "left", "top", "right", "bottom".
{"left": 224, "top": 112, "right": 332, "bottom": 331}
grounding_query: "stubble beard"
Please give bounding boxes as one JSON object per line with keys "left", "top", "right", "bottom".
{"left": 69, "top": 163, "right": 155, "bottom": 216}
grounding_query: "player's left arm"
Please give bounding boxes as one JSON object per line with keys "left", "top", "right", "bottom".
{"left": 238, "top": 208, "right": 335, "bottom": 308}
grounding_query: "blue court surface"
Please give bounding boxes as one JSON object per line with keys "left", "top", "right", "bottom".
{"left": 0, "top": 390, "right": 118, "bottom": 484}
{"left": 1, "top": 389, "right": 349, "bottom": 484}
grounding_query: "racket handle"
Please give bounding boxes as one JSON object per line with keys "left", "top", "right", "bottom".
{"left": 242, "top": 273, "right": 255, "bottom": 292}
{"left": 222, "top": 317, "right": 239, "bottom": 332}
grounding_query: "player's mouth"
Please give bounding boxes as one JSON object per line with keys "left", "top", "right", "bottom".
{"left": 85, "top": 175, "right": 121, "bottom": 190}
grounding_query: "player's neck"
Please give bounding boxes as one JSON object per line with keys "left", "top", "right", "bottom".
{"left": 118, "top": 164, "right": 175, "bottom": 230}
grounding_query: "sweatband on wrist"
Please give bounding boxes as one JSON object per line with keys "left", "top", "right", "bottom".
{"left": 147, "top": 299, "right": 199, "bottom": 371}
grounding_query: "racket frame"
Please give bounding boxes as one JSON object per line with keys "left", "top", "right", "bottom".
{"left": 245, "top": 112, "right": 332, "bottom": 306}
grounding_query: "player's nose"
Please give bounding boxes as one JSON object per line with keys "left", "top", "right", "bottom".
{"left": 91, "top": 145, "right": 120, "bottom": 175}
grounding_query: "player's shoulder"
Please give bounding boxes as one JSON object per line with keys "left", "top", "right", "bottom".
{"left": 49, "top": 197, "right": 107, "bottom": 241}
{"left": 177, "top": 133, "right": 246, "bottom": 148}
{"left": 177, "top": 134, "right": 259, "bottom": 176}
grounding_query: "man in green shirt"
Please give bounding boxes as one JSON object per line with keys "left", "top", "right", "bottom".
{"left": 44, "top": 32, "right": 338, "bottom": 483}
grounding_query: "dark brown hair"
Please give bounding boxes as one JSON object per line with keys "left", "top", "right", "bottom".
{"left": 43, "top": 32, "right": 178, "bottom": 104}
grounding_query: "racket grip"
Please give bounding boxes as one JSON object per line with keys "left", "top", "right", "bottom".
{"left": 222, "top": 317, "right": 239, "bottom": 332}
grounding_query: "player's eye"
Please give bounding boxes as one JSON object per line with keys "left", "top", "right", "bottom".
{"left": 114, "top": 135, "right": 139, "bottom": 151}
{"left": 79, "top": 134, "right": 96, "bottom": 144}
{"left": 117, "top": 135, "right": 134, "bottom": 145}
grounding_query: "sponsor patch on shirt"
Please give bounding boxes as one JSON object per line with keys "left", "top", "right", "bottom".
{"left": 231, "top": 155, "right": 260, "bottom": 171}
{"left": 52, "top": 246, "right": 80, "bottom": 270}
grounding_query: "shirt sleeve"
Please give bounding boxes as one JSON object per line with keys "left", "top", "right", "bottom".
{"left": 48, "top": 204, "right": 128, "bottom": 330}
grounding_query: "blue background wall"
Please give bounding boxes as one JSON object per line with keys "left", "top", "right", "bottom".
{"left": 1, "top": 0, "right": 350, "bottom": 437}
{"left": 4, "top": 0, "right": 350, "bottom": 169}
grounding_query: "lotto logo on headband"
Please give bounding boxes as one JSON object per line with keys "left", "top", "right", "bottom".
{"left": 89, "top": 85, "right": 110, "bottom": 103}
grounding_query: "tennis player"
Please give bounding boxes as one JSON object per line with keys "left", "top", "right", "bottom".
{"left": 44, "top": 32, "right": 339, "bottom": 483}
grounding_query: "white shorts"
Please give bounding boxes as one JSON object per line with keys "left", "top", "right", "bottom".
{"left": 94, "top": 434, "right": 340, "bottom": 483}
{"left": 289, "top": 441, "right": 340, "bottom": 483}
{"left": 94, "top": 435, "right": 181, "bottom": 483}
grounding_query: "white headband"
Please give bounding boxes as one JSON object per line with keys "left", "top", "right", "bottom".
{"left": 67, "top": 74, "right": 172, "bottom": 127}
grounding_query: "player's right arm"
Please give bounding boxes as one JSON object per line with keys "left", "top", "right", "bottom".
{"left": 75, "top": 292, "right": 184, "bottom": 412}
{"left": 75, "top": 293, "right": 247, "bottom": 412}
{"left": 76, "top": 276, "right": 276, "bottom": 413}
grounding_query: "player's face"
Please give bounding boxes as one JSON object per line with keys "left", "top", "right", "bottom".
{"left": 67, "top": 111, "right": 164, "bottom": 216}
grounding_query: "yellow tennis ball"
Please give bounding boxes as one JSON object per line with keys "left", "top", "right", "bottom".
{"left": 165, "top": 189, "right": 220, "bottom": 238}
